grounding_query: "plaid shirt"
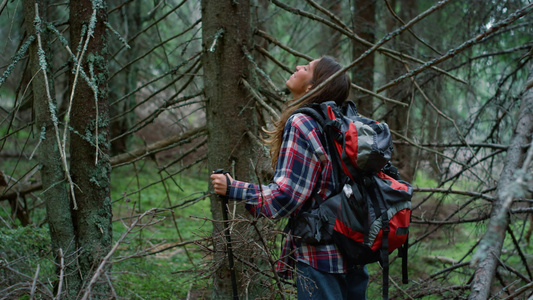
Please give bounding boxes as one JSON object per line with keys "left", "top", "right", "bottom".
{"left": 229, "top": 113, "right": 347, "bottom": 277}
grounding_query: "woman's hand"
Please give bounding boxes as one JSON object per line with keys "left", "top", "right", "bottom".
{"left": 210, "top": 172, "right": 233, "bottom": 196}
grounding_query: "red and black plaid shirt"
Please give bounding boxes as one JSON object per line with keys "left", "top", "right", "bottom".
{"left": 229, "top": 113, "right": 348, "bottom": 277}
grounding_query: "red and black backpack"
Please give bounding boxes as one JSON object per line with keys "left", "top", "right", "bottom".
{"left": 289, "top": 100, "right": 413, "bottom": 300}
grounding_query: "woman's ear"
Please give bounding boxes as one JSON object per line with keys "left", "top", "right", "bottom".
{"left": 305, "top": 84, "right": 312, "bottom": 93}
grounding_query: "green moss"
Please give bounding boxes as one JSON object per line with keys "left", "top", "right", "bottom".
{"left": 0, "top": 227, "right": 55, "bottom": 282}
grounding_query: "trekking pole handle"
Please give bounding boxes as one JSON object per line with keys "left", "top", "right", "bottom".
{"left": 214, "top": 169, "right": 231, "bottom": 198}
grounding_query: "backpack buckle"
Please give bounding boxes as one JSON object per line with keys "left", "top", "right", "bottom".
{"left": 342, "top": 184, "right": 353, "bottom": 198}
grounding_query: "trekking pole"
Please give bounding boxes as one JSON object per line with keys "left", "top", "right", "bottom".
{"left": 213, "top": 169, "right": 239, "bottom": 300}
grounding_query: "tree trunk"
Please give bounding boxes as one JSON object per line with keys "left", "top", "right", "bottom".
{"left": 352, "top": 0, "right": 376, "bottom": 117}
{"left": 69, "top": 0, "right": 113, "bottom": 296}
{"left": 469, "top": 68, "right": 533, "bottom": 299}
{"left": 22, "top": 0, "right": 80, "bottom": 296}
{"left": 317, "top": 0, "right": 342, "bottom": 59}
{"left": 109, "top": 0, "right": 141, "bottom": 155}
{"left": 202, "top": 1, "right": 258, "bottom": 299}
{"left": 383, "top": 0, "right": 417, "bottom": 183}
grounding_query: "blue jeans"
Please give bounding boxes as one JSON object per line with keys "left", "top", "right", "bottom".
{"left": 296, "top": 262, "right": 368, "bottom": 300}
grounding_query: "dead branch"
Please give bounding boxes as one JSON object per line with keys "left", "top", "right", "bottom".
{"left": 377, "top": 3, "right": 533, "bottom": 93}
{"left": 0, "top": 260, "right": 53, "bottom": 298}
{"left": 429, "top": 261, "right": 472, "bottom": 280}
{"left": 254, "top": 45, "right": 292, "bottom": 76}
{"left": 242, "top": 46, "right": 281, "bottom": 95}
{"left": 506, "top": 226, "right": 532, "bottom": 280}
{"left": 501, "top": 281, "right": 533, "bottom": 299}
{"left": 394, "top": 141, "right": 509, "bottom": 150}
{"left": 469, "top": 66, "right": 533, "bottom": 299}
{"left": 0, "top": 127, "right": 207, "bottom": 201}
{"left": 109, "top": 19, "right": 202, "bottom": 81}
{"left": 255, "top": 29, "right": 312, "bottom": 61}
{"left": 109, "top": 51, "right": 202, "bottom": 107}
{"left": 111, "top": 125, "right": 207, "bottom": 167}
{"left": 110, "top": 0, "right": 188, "bottom": 58}
{"left": 110, "top": 90, "right": 203, "bottom": 141}
{"left": 109, "top": 57, "right": 201, "bottom": 123}
{"left": 118, "top": 155, "right": 206, "bottom": 200}
{"left": 271, "top": 0, "right": 465, "bottom": 86}
{"left": 412, "top": 215, "right": 490, "bottom": 225}
{"left": 158, "top": 138, "right": 207, "bottom": 173}
{"left": 142, "top": 238, "right": 209, "bottom": 256}
{"left": 414, "top": 187, "right": 496, "bottom": 201}
{"left": 289, "top": 0, "right": 454, "bottom": 107}
{"left": 241, "top": 78, "right": 279, "bottom": 120}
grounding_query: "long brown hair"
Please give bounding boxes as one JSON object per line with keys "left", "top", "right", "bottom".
{"left": 265, "top": 56, "right": 351, "bottom": 167}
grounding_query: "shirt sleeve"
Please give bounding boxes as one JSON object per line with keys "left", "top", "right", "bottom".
{"left": 228, "top": 114, "right": 325, "bottom": 219}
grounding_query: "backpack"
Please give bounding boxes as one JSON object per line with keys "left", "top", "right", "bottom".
{"left": 289, "top": 100, "right": 413, "bottom": 300}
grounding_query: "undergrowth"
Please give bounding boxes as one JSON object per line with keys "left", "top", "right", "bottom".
{"left": 1, "top": 162, "right": 531, "bottom": 299}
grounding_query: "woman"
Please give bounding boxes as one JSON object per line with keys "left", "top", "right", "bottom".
{"left": 211, "top": 56, "right": 369, "bottom": 299}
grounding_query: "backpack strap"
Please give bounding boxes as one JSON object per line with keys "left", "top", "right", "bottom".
{"left": 366, "top": 175, "right": 391, "bottom": 300}
{"left": 293, "top": 106, "right": 326, "bottom": 129}
{"left": 381, "top": 211, "right": 390, "bottom": 300}
{"left": 293, "top": 105, "right": 346, "bottom": 194}
{"left": 401, "top": 233, "right": 409, "bottom": 284}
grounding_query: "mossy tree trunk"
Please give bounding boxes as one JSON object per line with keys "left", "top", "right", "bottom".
{"left": 22, "top": 0, "right": 80, "bottom": 296}
{"left": 69, "top": 0, "right": 113, "bottom": 296}
{"left": 202, "top": 0, "right": 259, "bottom": 299}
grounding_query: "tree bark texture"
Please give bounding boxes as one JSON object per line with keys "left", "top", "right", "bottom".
{"left": 69, "top": 0, "right": 113, "bottom": 296}
{"left": 22, "top": 0, "right": 80, "bottom": 296}
{"left": 352, "top": 0, "right": 376, "bottom": 117}
{"left": 202, "top": 1, "right": 259, "bottom": 299}
{"left": 468, "top": 68, "right": 533, "bottom": 299}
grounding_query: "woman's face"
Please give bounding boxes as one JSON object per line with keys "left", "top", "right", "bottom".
{"left": 286, "top": 59, "right": 319, "bottom": 99}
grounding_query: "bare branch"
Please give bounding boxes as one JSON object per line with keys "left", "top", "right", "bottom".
{"left": 271, "top": 0, "right": 465, "bottom": 87}
{"left": 377, "top": 3, "right": 533, "bottom": 93}
{"left": 111, "top": 126, "right": 207, "bottom": 167}
{"left": 241, "top": 78, "right": 279, "bottom": 120}
{"left": 469, "top": 65, "right": 533, "bottom": 299}
{"left": 81, "top": 208, "right": 161, "bottom": 300}
{"left": 290, "top": 0, "right": 454, "bottom": 107}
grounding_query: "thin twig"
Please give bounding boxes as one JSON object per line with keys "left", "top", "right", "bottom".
{"left": 250, "top": 158, "right": 286, "bottom": 299}
{"left": 384, "top": 0, "right": 442, "bottom": 56}
{"left": 56, "top": 248, "right": 64, "bottom": 300}
{"left": 413, "top": 187, "right": 495, "bottom": 201}
{"left": 389, "top": 274, "right": 415, "bottom": 300}
{"left": 29, "top": 264, "right": 40, "bottom": 300}
{"left": 409, "top": 70, "right": 488, "bottom": 183}
{"left": 81, "top": 208, "right": 158, "bottom": 300}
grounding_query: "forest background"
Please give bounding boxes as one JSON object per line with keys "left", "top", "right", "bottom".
{"left": 0, "top": 0, "right": 532, "bottom": 299}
